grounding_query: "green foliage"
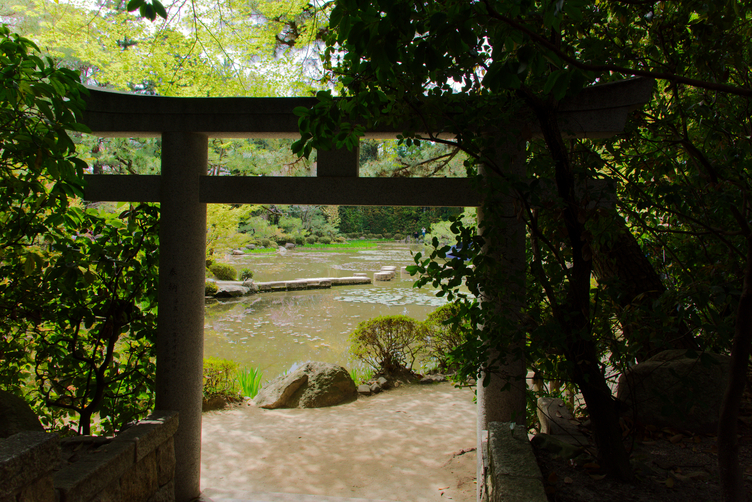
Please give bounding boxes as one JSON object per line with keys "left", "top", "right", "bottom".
{"left": 0, "top": 28, "right": 159, "bottom": 435}
{"left": 348, "top": 315, "right": 428, "bottom": 374}
{"left": 206, "top": 205, "right": 255, "bottom": 258}
{"left": 236, "top": 366, "right": 263, "bottom": 398}
{"left": 424, "top": 304, "right": 470, "bottom": 373}
{"left": 260, "top": 238, "right": 272, "bottom": 248}
{"left": 338, "top": 206, "right": 460, "bottom": 235}
{"left": 306, "top": 236, "right": 317, "bottom": 244}
{"left": 319, "top": 236, "right": 332, "bottom": 244}
{"left": 239, "top": 268, "right": 254, "bottom": 281}
{"left": 202, "top": 358, "right": 238, "bottom": 398}
{"left": 209, "top": 263, "right": 237, "bottom": 281}
{"left": 205, "top": 282, "right": 219, "bottom": 296}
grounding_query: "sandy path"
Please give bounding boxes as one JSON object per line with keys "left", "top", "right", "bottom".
{"left": 200, "top": 382, "right": 478, "bottom": 501}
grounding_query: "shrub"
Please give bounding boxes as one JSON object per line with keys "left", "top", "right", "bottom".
{"left": 383, "top": 233, "right": 392, "bottom": 240}
{"left": 320, "top": 236, "right": 332, "bottom": 244}
{"left": 393, "top": 233, "right": 404, "bottom": 240}
{"left": 306, "top": 236, "right": 317, "bottom": 244}
{"left": 424, "top": 303, "right": 469, "bottom": 372}
{"left": 205, "top": 281, "right": 218, "bottom": 296}
{"left": 210, "top": 262, "right": 236, "bottom": 281}
{"left": 373, "top": 233, "right": 383, "bottom": 240}
{"left": 274, "top": 234, "right": 292, "bottom": 245}
{"left": 349, "top": 315, "right": 428, "bottom": 374}
{"left": 206, "top": 258, "right": 215, "bottom": 268}
{"left": 260, "top": 238, "right": 271, "bottom": 248}
{"left": 240, "top": 268, "right": 253, "bottom": 281}
{"left": 335, "top": 236, "right": 346, "bottom": 243}
{"left": 295, "top": 236, "right": 305, "bottom": 246}
{"left": 203, "top": 358, "right": 238, "bottom": 398}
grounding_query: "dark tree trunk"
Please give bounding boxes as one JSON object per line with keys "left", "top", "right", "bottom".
{"left": 525, "top": 93, "right": 633, "bottom": 481}
{"left": 718, "top": 235, "right": 752, "bottom": 502}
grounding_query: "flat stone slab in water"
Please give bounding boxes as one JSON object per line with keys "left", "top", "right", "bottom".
{"left": 209, "top": 277, "right": 371, "bottom": 297}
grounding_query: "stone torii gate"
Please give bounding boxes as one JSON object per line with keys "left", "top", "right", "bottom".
{"left": 80, "top": 77, "right": 653, "bottom": 502}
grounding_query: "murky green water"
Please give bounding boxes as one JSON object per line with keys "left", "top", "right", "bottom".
{"left": 204, "top": 243, "right": 448, "bottom": 378}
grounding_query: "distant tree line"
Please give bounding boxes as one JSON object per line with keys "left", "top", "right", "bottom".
{"left": 338, "top": 206, "right": 461, "bottom": 236}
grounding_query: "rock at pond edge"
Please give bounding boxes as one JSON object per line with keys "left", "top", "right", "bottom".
{"left": 254, "top": 362, "right": 356, "bottom": 409}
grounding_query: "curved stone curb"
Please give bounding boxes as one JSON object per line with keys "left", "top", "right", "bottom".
{"left": 482, "top": 422, "right": 547, "bottom": 502}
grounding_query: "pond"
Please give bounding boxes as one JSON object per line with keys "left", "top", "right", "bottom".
{"left": 204, "top": 243, "right": 449, "bottom": 379}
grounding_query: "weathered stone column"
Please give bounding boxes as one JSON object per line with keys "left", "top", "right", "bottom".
{"left": 156, "top": 131, "right": 208, "bottom": 502}
{"left": 476, "top": 135, "right": 528, "bottom": 500}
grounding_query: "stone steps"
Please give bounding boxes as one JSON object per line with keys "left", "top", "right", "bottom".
{"left": 195, "top": 493, "right": 394, "bottom": 502}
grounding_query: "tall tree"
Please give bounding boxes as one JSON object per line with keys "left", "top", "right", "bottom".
{"left": 292, "top": 0, "right": 752, "bottom": 490}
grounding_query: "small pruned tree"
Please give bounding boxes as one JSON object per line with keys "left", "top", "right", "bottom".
{"left": 348, "top": 315, "right": 428, "bottom": 374}
{"left": 424, "top": 303, "right": 470, "bottom": 373}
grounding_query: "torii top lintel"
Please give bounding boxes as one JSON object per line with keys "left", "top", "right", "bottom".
{"left": 80, "top": 78, "right": 653, "bottom": 207}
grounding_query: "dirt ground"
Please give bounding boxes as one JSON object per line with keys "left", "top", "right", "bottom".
{"left": 200, "top": 382, "right": 478, "bottom": 501}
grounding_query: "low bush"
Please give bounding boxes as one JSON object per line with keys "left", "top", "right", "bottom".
{"left": 320, "top": 236, "right": 332, "bottom": 244}
{"left": 306, "top": 236, "right": 317, "bottom": 244}
{"left": 382, "top": 233, "right": 392, "bottom": 240}
{"left": 240, "top": 268, "right": 253, "bottom": 281}
{"left": 335, "top": 236, "right": 346, "bottom": 243}
{"left": 205, "top": 281, "right": 218, "bottom": 296}
{"left": 295, "top": 236, "right": 305, "bottom": 246}
{"left": 203, "top": 358, "right": 238, "bottom": 398}
{"left": 349, "top": 315, "right": 428, "bottom": 374}
{"left": 373, "top": 233, "right": 383, "bottom": 240}
{"left": 393, "top": 233, "right": 404, "bottom": 240}
{"left": 424, "top": 303, "right": 469, "bottom": 372}
{"left": 260, "top": 238, "right": 271, "bottom": 248}
{"left": 210, "top": 262, "right": 237, "bottom": 281}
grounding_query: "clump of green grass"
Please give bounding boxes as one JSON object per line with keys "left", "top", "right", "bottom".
{"left": 237, "top": 366, "right": 264, "bottom": 398}
{"left": 349, "top": 366, "right": 375, "bottom": 386}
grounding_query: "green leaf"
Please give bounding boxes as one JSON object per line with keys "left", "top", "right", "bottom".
{"left": 152, "top": 0, "right": 167, "bottom": 19}
{"left": 126, "top": 0, "right": 144, "bottom": 11}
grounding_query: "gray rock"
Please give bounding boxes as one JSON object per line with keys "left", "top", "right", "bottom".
{"left": 419, "top": 374, "right": 445, "bottom": 384}
{"left": 537, "top": 397, "right": 579, "bottom": 435}
{"left": 232, "top": 249, "right": 244, "bottom": 255}
{"left": 617, "top": 349, "right": 730, "bottom": 433}
{"left": 245, "top": 244, "right": 256, "bottom": 250}
{"left": 254, "top": 362, "right": 357, "bottom": 409}
{"left": 537, "top": 397, "right": 588, "bottom": 445}
{"left": 376, "top": 377, "right": 389, "bottom": 388}
{"left": 369, "top": 383, "right": 382, "bottom": 394}
{"left": 214, "top": 284, "right": 250, "bottom": 298}
{"left": 357, "top": 385, "right": 372, "bottom": 396}
{"left": 0, "top": 390, "right": 43, "bottom": 439}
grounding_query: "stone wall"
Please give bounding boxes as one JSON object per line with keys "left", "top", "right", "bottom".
{"left": 0, "top": 411, "right": 177, "bottom": 502}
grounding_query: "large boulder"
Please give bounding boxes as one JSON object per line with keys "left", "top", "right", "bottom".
{"left": 254, "top": 362, "right": 357, "bottom": 409}
{"left": 616, "top": 349, "right": 730, "bottom": 433}
{"left": 0, "top": 390, "right": 43, "bottom": 438}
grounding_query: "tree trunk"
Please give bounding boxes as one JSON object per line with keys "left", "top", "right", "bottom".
{"left": 526, "top": 93, "right": 634, "bottom": 481}
{"left": 718, "top": 235, "right": 752, "bottom": 502}
{"left": 565, "top": 338, "right": 633, "bottom": 480}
